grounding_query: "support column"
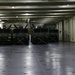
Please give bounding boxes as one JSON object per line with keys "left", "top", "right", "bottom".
{"left": 62, "top": 20, "right": 64, "bottom": 42}
{"left": 28, "top": 19, "right": 31, "bottom": 34}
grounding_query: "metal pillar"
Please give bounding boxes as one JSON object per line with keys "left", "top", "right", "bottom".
{"left": 27, "top": 19, "right": 31, "bottom": 34}
{"left": 62, "top": 20, "right": 64, "bottom": 42}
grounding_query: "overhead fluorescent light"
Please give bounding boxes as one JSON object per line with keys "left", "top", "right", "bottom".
{"left": 0, "top": 21, "right": 4, "bottom": 24}
{"left": 36, "top": 26, "right": 37, "bottom": 28}
{"left": 1, "top": 21, "right": 4, "bottom": 23}
{"left": 16, "top": 16, "right": 18, "bottom": 18}
{"left": 26, "top": 13, "right": 29, "bottom": 15}
{"left": 21, "top": 13, "right": 31, "bottom": 16}
{"left": 12, "top": 6, "right": 15, "bottom": 9}
{"left": 61, "top": 4, "right": 70, "bottom": 7}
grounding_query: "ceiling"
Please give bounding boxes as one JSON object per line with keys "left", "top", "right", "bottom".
{"left": 0, "top": 0, "right": 75, "bottom": 24}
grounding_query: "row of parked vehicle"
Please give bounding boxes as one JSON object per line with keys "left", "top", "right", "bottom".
{"left": 31, "top": 28, "right": 59, "bottom": 44}
{"left": 0, "top": 28, "right": 59, "bottom": 45}
{"left": 0, "top": 29, "right": 29, "bottom": 45}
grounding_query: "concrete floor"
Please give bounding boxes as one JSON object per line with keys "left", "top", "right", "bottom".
{"left": 0, "top": 43, "right": 75, "bottom": 75}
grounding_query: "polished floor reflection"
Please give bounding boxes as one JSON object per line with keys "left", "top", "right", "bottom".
{"left": 0, "top": 43, "right": 75, "bottom": 75}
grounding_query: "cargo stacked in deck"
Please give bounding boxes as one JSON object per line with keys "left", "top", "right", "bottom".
{"left": 0, "top": 28, "right": 59, "bottom": 45}
{"left": 0, "top": 29, "right": 11, "bottom": 45}
{"left": 31, "top": 28, "right": 49, "bottom": 44}
{"left": 13, "top": 29, "right": 29, "bottom": 45}
{"left": 48, "top": 29, "right": 59, "bottom": 42}
{"left": 0, "top": 29, "right": 29, "bottom": 45}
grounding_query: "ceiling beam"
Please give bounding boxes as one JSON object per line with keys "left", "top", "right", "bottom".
{"left": 0, "top": 16, "right": 66, "bottom": 19}
{"left": 0, "top": 10, "right": 75, "bottom": 13}
{"left": 0, "top": 2, "right": 75, "bottom": 6}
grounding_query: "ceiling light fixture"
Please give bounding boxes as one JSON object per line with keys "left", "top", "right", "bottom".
{"left": 12, "top": 6, "right": 15, "bottom": 9}
{"left": 61, "top": 5, "right": 66, "bottom": 7}
{"left": 16, "top": 16, "right": 18, "bottom": 18}
{"left": 1, "top": 21, "right": 4, "bottom": 23}
{"left": 21, "top": 13, "right": 31, "bottom": 16}
{"left": 61, "top": 4, "right": 70, "bottom": 7}
{"left": 25, "top": 13, "right": 29, "bottom": 15}
{"left": 36, "top": 26, "right": 37, "bottom": 28}
{"left": 54, "top": 13, "right": 56, "bottom": 15}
